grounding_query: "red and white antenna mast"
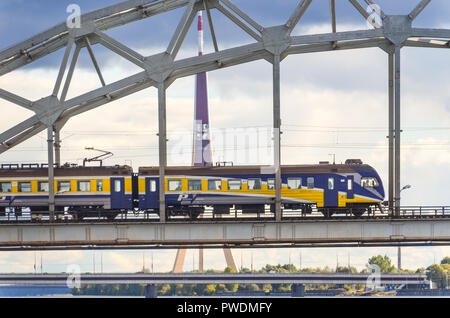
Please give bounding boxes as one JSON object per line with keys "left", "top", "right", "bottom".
{"left": 192, "top": 11, "right": 213, "bottom": 167}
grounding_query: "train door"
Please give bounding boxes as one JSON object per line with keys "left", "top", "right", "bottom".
{"left": 324, "top": 175, "right": 338, "bottom": 207}
{"left": 346, "top": 176, "right": 354, "bottom": 199}
{"left": 146, "top": 177, "right": 159, "bottom": 210}
{"left": 111, "top": 177, "right": 125, "bottom": 209}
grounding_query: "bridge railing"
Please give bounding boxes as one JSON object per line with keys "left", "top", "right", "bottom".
{"left": 398, "top": 206, "right": 450, "bottom": 218}
{"left": 1, "top": 205, "right": 450, "bottom": 223}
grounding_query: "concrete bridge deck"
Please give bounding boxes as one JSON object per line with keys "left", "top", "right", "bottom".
{"left": 0, "top": 218, "right": 449, "bottom": 250}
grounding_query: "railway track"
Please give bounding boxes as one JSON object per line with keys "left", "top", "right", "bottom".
{"left": 0, "top": 206, "right": 448, "bottom": 224}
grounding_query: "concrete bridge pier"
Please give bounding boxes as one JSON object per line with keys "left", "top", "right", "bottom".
{"left": 291, "top": 284, "right": 305, "bottom": 297}
{"left": 144, "top": 284, "right": 157, "bottom": 298}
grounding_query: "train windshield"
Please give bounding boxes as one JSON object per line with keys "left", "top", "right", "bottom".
{"left": 361, "top": 177, "right": 379, "bottom": 188}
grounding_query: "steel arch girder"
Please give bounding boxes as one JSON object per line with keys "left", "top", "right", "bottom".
{"left": 0, "top": 0, "right": 449, "bottom": 155}
{"left": 0, "top": 29, "right": 420, "bottom": 153}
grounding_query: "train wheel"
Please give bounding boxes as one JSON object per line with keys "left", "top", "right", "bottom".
{"left": 320, "top": 209, "right": 334, "bottom": 218}
{"left": 106, "top": 213, "right": 119, "bottom": 221}
{"left": 190, "top": 212, "right": 200, "bottom": 219}
{"left": 352, "top": 209, "right": 365, "bottom": 217}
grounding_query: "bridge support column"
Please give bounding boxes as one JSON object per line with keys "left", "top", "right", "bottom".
{"left": 224, "top": 248, "right": 238, "bottom": 272}
{"left": 393, "top": 46, "right": 401, "bottom": 217}
{"left": 291, "top": 284, "right": 304, "bottom": 297}
{"left": 172, "top": 249, "right": 187, "bottom": 273}
{"left": 272, "top": 54, "right": 282, "bottom": 222}
{"left": 47, "top": 127, "right": 55, "bottom": 221}
{"left": 388, "top": 50, "right": 394, "bottom": 215}
{"left": 144, "top": 284, "right": 157, "bottom": 298}
{"left": 158, "top": 82, "right": 167, "bottom": 223}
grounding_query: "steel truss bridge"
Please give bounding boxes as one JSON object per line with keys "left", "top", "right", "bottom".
{"left": 0, "top": 0, "right": 449, "bottom": 224}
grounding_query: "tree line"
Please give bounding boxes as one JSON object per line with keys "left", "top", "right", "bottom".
{"left": 71, "top": 255, "right": 450, "bottom": 296}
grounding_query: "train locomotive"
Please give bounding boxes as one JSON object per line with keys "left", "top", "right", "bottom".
{"left": 0, "top": 159, "right": 384, "bottom": 219}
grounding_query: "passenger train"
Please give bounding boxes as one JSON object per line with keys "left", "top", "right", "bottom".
{"left": 0, "top": 159, "right": 384, "bottom": 219}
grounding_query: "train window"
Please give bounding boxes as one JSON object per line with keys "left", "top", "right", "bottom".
{"left": 247, "top": 178, "right": 261, "bottom": 190}
{"left": 228, "top": 179, "right": 241, "bottom": 190}
{"left": 77, "top": 181, "right": 91, "bottom": 192}
{"left": 267, "top": 179, "right": 275, "bottom": 190}
{"left": 188, "top": 180, "right": 202, "bottom": 191}
{"left": 307, "top": 177, "right": 314, "bottom": 189}
{"left": 328, "top": 178, "right": 335, "bottom": 190}
{"left": 114, "top": 180, "right": 121, "bottom": 192}
{"left": 18, "top": 182, "right": 31, "bottom": 192}
{"left": 0, "top": 182, "right": 12, "bottom": 193}
{"left": 96, "top": 180, "right": 103, "bottom": 192}
{"left": 149, "top": 180, "right": 157, "bottom": 192}
{"left": 38, "top": 181, "right": 48, "bottom": 192}
{"left": 287, "top": 178, "right": 302, "bottom": 189}
{"left": 347, "top": 179, "right": 353, "bottom": 190}
{"left": 208, "top": 179, "right": 222, "bottom": 191}
{"left": 361, "top": 177, "right": 379, "bottom": 188}
{"left": 57, "top": 181, "right": 71, "bottom": 193}
{"left": 168, "top": 180, "right": 182, "bottom": 191}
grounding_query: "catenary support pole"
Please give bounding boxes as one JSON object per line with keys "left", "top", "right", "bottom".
{"left": 158, "top": 82, "right": 167, "bottom": 223}
{"left": 394, "top": 46, "right": 401, "bottom": 217}
{"left": 388, "top": 50, "right": 394, "bottom": 215}
{"left": 54, "top": 128, "right": 61, "bottom": 167}
{"left": 47, "top": 128, "right": 55, "bottom": 221}
{"left": 273, "top": 54, "right": 282, "bottom": 222}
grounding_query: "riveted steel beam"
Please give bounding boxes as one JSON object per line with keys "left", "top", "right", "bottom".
{"left": 158, "top": 81, "right": 167, "bottom": 223}
{"left": 60, "top": 44, "right": 81, "bottom": 103}
{"left": 409, "top": 0, "right": 432, "bottom": 21}
{"left": 411, "top": 28, "right": 450, "bottom": 38}
{"left": 0, "top": 88, "right": 34, "bottom": 111}
{"left": 330, "top": 0, "right": 337, "bottom": 34}
{"left": 285, "top": 0, "right": 312, "bottom": 34}
{"left": 218, "top": 0, "right": 264, "bottom": 34}
{"left": 203, "top": 0, "right": 219, "bottom": 52}
{"left": 214, "top": 3, "right": 262, "bottom": 42}
{"left": 348, "top": 0, "right": 382, "bottom": 29}
{"left": 93, "top": 31, "right": 147, "bottom": 69}
{"left": 273, "top": 54, "right": 282, "bottom": 222}
{"left": 84, "top": 37, "right": 106, "bottom": 87}
{"left": 394, "top": 46, "right": 401, "bottom": 217}
{"left": 166, "top": 0, "right": 198, "bottom": 57}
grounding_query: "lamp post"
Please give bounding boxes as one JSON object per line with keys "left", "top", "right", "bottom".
{"left": 401, "top": 185, "right": 411, "bottom": 192}
{"left": 397, "top": 185, "right": 412, "bottom": 270}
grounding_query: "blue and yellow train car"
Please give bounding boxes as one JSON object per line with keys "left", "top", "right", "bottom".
{"left": 0, "top": 159, "right": 384, "bottom": 219}
{"left": 138, "top": 159, "right": 385, "bottom": 217}
{"left": 0, "top": 164, "right": 133, "bottom": 219}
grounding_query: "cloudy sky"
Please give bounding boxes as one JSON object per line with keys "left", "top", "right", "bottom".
{"left": 0, "top": 0, "right": 449, "bottom": 274}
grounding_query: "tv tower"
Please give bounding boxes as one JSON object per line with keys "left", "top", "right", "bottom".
{"left": 172, "top": 11, "right": 237, "bottom": 274}
{"left": 192, "top": 11, "right": 212, "bottom": 167}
